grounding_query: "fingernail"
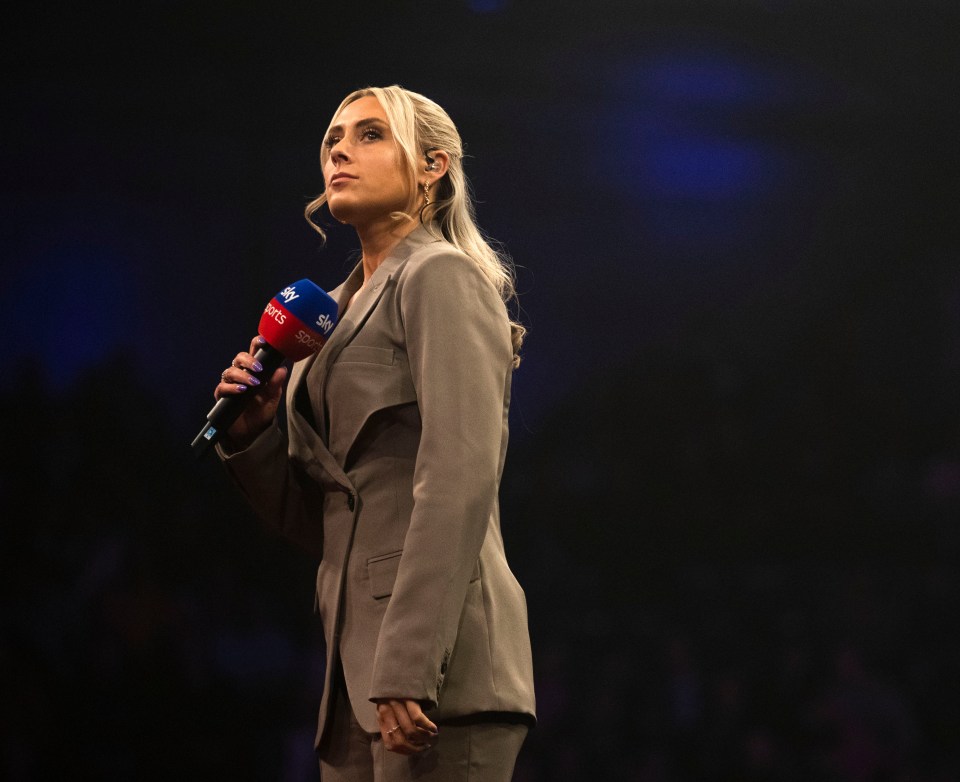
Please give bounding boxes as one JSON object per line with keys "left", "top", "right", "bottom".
{"left": 248, "top": 376, "right": 261, "bottom": 386}
{"left": 237, "top": 385, "right": 248, "bottom": 392}
{"left": 257, "top": 336, "right": 266, "bottom": 344}
{"left": 252, "top": 361, "right": 264, "bottom": 372}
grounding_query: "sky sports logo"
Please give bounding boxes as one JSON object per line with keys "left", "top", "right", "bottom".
{"left": 272, "top": 281, "right": 336, "bottom": 335}
{"left": 316, "top": 313, "right": 334, "bottom": 334}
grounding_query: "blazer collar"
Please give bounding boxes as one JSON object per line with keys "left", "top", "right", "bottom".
{"left": 286, "top": 223, "right": 441, "bottom": 447}
{"left": 318, "top": 224, "right": 440, "bottom": 373}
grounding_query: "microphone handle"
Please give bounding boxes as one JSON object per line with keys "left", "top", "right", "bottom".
{"left": 190, "top": 343, "right": 285, "bottom": 459}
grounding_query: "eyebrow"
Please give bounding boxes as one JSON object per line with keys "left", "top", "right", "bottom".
{"left": 325, "top": 117, "right": 388, "bottom": 135}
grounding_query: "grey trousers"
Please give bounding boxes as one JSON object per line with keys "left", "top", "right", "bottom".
{"left": 318, "top": 670, "right": 529, "bottom": 782}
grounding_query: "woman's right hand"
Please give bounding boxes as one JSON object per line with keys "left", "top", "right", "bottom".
{"left": 214, "top": 335, "right": 288, "bottom": 451}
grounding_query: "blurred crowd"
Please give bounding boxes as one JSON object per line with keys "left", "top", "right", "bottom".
{"left": 2, "top": 318, "right": 958, "bottom": 780}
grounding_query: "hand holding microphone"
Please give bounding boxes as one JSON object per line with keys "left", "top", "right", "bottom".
{"left": 191, "top": 279, "right": 339, "bottom": 458}
{"left": 214, "top": 335, "right": 289, "bottom": 452}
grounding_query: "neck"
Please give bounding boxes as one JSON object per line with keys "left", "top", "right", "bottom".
{"left": 356, "top": 217, "right": 420, "bottom": 282}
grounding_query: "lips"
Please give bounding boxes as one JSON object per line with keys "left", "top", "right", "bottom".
{"left": 330, "top": 173, "right": 357, "bottom": 185}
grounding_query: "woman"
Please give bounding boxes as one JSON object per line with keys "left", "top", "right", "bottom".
{"left": 213, "top": 85, "right": 535, "bottom": 781}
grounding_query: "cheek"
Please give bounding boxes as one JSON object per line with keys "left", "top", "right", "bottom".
{"left": 387, "top": 164, "right": 412, "bottom": 199}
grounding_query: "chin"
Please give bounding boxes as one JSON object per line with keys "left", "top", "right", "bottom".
{"left": 326, "top": 200, "right": 356, "bottom": 225}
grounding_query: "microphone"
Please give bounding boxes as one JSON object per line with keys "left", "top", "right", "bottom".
{"left": 190, "top": 279, "right": 339, "bottom": 458}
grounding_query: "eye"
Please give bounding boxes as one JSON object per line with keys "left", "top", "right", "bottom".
{"left": 323, "top": 134, "right": 341, "bottom": 149}
{"left": 360, "top": 127, "right": 383, "bottom": 142}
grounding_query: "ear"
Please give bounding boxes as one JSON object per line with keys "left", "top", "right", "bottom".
{"left": 422, "top": 149, "right": 450, "bottom": 183}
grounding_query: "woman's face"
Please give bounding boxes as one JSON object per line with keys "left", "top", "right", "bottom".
{"left": 322, "top": 95, "right": 412, "bottom": 228}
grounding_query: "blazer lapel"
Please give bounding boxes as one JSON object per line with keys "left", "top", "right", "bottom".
{"left": 282, "top": 265, "right": 361, "bottom": 488}
{"left": 311, "top": 225, "right": 440, "bottom": 419}
{"left": 283, "top": 225, "right": 441, "bottom": 487}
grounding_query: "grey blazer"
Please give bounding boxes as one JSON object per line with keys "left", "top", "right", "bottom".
{"left": 219, "top": 225, "right": 535, "bottom": 744}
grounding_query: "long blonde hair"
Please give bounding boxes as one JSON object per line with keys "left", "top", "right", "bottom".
{"left": 304, "top": 85, "right": 525, "bottom": 366}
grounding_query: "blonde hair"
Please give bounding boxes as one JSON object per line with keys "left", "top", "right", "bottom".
{"left": 304, "top": 85, "right": 525, "bottom": 366}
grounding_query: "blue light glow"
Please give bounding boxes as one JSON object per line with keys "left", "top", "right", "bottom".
{"left": 589, "top": 46, "right": 801, "bottom": 246}
{"left": 6, "top": 245, "right": 138, "bottom": 386}
{"left": 468, "top": 0, "right": 508, "bottom": 12}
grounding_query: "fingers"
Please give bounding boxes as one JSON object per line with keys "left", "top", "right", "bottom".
{"left": 376, "top": 700, "right": 437, "bottom": 755}
{"left": 220, "top": 353, "right": 263, "bottom": 389}
{"left": 218, "top": 367, "right": 287, "bottom": 408}
{"left": 406, "top": 701, "right": 438, "bottom": 736}
{"left": 209, "top": 339, "right": 287, "bottom": 448}
{"left": 213, "top": 341, "right": 271, "bottom": 401}
{"left": 378, "top": 701, "right": 413, "bottom": 754}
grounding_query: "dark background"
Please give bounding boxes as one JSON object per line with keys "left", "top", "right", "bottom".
{"left": 3, "top": 1, "right": 960, "bottom": 779}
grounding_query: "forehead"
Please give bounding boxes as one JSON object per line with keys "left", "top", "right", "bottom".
{"left": 332, "top": 95, "right": 387, "bottom": 127}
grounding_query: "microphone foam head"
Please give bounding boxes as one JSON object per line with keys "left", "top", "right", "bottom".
{"left": 258, "top": 279, "right": 339, "bottom": 360}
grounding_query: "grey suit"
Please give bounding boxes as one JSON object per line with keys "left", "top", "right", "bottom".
{"left": 219, "top": 226, "right": 536, "bottom": 747}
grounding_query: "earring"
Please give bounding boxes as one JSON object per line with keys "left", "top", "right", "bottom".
{"left": 418, "top": 181, "right": 432, "bottom": 222}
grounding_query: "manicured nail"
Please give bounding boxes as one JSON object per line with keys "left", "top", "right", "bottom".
{"left": 257, "top": 336, "right": 266, "bottom": 344}
{"left": 252, "top": 361, "right": 263, "bottom": 372}
{"left": 236, "top": 385, "right": 248, "bottom": 392}
{"left": 247, "top": 376, "right": 261, "bottom": 386}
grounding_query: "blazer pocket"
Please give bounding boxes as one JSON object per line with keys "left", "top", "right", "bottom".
{"left": 368, "top": 550, "right": 403, "bottom": 599}
{"left": 336, "top": 345, "right": 395, "bottom": 366}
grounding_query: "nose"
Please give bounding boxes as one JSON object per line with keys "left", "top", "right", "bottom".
{"left": 329, "top": 142, "right": 349, "bottom": 165}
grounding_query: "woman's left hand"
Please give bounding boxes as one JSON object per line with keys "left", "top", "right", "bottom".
{"left": 375, "top": 699, "right": 438, "bottom": 755}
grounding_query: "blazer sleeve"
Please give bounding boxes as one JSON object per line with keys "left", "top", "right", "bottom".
{"left": 368, "top": 248, "right": 513, "bottom": 706}
{"left": 217, "top": 422, "right": 325, "bottom": 560}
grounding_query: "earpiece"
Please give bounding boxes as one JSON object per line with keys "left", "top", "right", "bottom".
{"left": 425, "top": 153, "right": 437, "bottom": 172}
